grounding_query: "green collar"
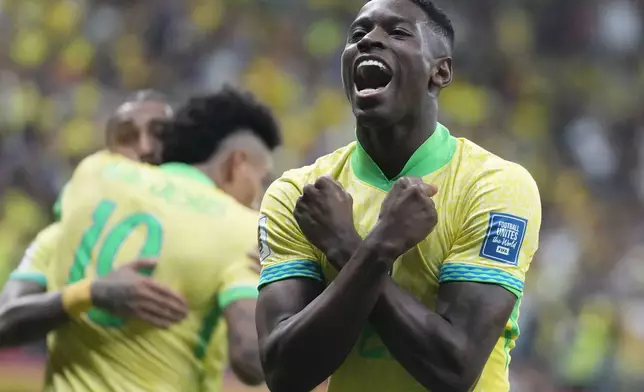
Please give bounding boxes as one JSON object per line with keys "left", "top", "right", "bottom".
{"left": 159, "top": 163, "right": 215, "bottom": 187}
{"left": 351, "top": 123, "right": 457, "bottom": 191}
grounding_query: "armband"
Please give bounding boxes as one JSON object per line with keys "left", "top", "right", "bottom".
{"left": 61, "top": 280, "right": 93, "bottom": 317}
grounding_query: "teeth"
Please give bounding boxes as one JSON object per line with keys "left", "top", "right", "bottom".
{"left": 359, "top": 88, "right": 381, "bottom": 95}
{"left": 358, "top": 59, "right": 388, "bottom": 71}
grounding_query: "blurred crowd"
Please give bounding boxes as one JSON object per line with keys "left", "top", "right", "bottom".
{"left": 0, "top": 0, "right": 643, "bottom": 391}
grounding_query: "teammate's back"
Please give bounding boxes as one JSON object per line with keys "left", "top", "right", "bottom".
{"left": 47, "top": 151, "right": 258, "bottom": 391}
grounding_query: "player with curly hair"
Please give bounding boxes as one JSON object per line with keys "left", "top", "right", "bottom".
{"left": 0, "top": 86, "right": 281, "bottom": 392}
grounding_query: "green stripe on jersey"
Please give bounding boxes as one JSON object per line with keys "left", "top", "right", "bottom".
{"left": 218, "top": 286, "right": 259, "bottom": 309}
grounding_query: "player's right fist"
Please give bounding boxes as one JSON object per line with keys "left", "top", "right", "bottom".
{"left": 374, "top": 177, "right": 438, "bottom": 259}
{"left": 90, "top": 259, "right": 188, "bottom": 328}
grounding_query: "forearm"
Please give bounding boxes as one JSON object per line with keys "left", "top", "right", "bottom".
{"left": 226, "top": 299, "right": 264, "bottom": 386}
{"left": 0, "top": 291, "right": 69, "bottom": 347}
{"left": 330, "top": 239, "right": 476, "bottom": 391}
{"left": 369, "top": 281, "right": 476, "bottom": 391}
{"left": 264, "top": 236, "right": 393, "bottom": 392}
{"left": 230, "top": 343, "right": 263, "bottom": 386}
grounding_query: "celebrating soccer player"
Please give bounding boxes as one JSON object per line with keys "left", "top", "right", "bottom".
{"left": 255, "top": 0, "right": 541, "bottom": 391}
{"left": 0, "top": 87, "right": 281, "bottom": 391}
{"left": 0, "top": 90, "right": 179, "bottom": 343}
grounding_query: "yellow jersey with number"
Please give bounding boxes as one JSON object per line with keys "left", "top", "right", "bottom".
{"left": 9, "top": 221, "right": 234, "bottom": 392}
{"left": 10, "top": 180, "right": 230, "bottom": 392}
{"left": 43, "top": 151, "right": 259, "bottom": 392}
{"left": 258, "top": 124, "right": 541, "bottom": 392}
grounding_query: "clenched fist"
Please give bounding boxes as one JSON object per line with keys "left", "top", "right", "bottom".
{"left": 294, "top": 176, "right": 361, "bottom": 269}
{"left": 374, "top": 177, "right": 438, "bottom": 259}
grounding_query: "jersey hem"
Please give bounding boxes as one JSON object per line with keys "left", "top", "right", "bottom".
{"left": 9, "top": 272, "right": 47, "bottom": 287}
{"left": 259, "top": 259, "right": 323, "bottom": 290}
{"left": 218, "top": 286, "right": 259, "bottom": 309}
{"left": 439, "top": 262, "right": 523, "bottom": 298}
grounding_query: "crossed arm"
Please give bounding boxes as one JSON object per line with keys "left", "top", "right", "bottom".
{"left": 257, "top": 237, "right": 516, "bottom": 392}
{"left": 256, "top": 170, "right": 539, "bottom": 392}
{"left": 330, "top": 238, "right": 516, "bottom": 390}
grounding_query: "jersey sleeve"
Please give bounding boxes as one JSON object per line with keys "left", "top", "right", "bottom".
{"left": 9, "top": 223, "right": 61, "bottom": 288}
{"left": 216, "top": 252, "right": 260, "bottom": 310}
{"left": 440, "top": 163, "right": 541, "bottom": 298}
{"left": 257, "top": 177, "right": 322, "bottom": 290}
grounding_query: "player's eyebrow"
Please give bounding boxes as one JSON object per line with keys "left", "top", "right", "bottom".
{"left": 349, "top": 14, "right": 414, "bottom": 31}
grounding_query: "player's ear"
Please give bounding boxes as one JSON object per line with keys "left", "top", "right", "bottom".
{"left": 429, "top": 57, "right": 452, "bottom": 91}
{"left": 229, "top": 150, "right": 250, "bottom": 180}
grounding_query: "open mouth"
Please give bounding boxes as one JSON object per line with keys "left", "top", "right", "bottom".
{"left": 353, "top": 58, "right": 393, "bottom": 96}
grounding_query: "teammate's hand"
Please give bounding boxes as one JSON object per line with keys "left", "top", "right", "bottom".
{"left": 294, "top": 176, "right": 361, "bottom": 269}
{"left": 90, "top": 259, "right": 188, "bottom": 328}
{"left": 374, "top": 177, "right": 438, "bottom": 259}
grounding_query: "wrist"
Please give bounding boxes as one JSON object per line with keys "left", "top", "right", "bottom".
{"left": 61, "top": 280, "right": 94, "bottom": 317}
{"left": 325, "top": 231, "right": 362, "bottom": 267}
{"left": 366, "top": 222, "right": 404, "bottom": 262}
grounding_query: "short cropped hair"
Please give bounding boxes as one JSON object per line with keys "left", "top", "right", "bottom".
{"left": 125, "top": 89, "right": 170, "bottom": 104}
{"left": 408, "top": 0, "right": 454, "bottom": 48}
{"left": 160, "top": 86, "right": 281, "bottom": 164}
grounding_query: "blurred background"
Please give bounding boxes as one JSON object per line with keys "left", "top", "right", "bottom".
{"left": 0, "top": 0, "right": 643, "bottom": 391}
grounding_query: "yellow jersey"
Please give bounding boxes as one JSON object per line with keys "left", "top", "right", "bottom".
{"left": 258, "top": 123, "right": 541, "bottom": 392}
{"left": 9, "top": 222, "right": 60, "bottom": 288}
{"left": 43, "top": 151, "right": 259, "bottom": 392}
{"left": 8, "top": 223, "right": 231, "bottom": 392}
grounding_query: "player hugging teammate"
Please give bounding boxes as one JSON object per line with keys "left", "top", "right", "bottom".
{"left": 0, "top": 1, "right": 541, "bottom": 392}
{"left": 0, "top": 87, "right": 281, "bottom": 392}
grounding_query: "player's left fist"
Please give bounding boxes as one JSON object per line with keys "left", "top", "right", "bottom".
{"left": 374, "top": 177, "right": 439, "bottom": 258}
{"left": 294, "top": 176, "right": 361, "bottom": 269}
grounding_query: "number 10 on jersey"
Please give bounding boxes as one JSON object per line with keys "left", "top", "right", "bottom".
{"left": 67, "top": 199, "right": 164, "bottom": 327}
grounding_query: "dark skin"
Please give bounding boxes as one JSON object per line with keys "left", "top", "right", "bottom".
{"left": 256, "top": 0, "right": 516, "bottom": 391}
{"left": 106, "top": 100, "right": 172, "bottom": 164}
{"left": 0, "top": 102, "right": 264, "bottom": 384}
{"left": 296, "top": 176, "right": 517, "bottom": 391}
{"left": 257, "top": 176, "right": 438, "bottom": 392}
{"left": 225, "top": 299, "right": 264, "bottom": 385}
{"left": 0, "top": 99, "right": 184, "bottom": 348}
{"left": 0, "top": 259, "right": 188, "bottom": 348}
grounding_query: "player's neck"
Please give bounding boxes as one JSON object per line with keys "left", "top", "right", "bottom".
{"left": 356, "top": 105, "right": 437, "bottom": 180}
{"left": 192, "top": 163, "right": 221, "bottom": 188}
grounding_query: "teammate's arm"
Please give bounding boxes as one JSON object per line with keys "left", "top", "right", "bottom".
{"left": 223, "top": 299, "right": 263, "bottom": 385}
{"left": 214, "top": 253, "right": 265, "bottom": 386}
{"left": 0, "top": 224, "right": 70, "bottom": 347}
{"left": 0, "top": 283, "right": 71, "bottom": 347}
{"left": 256, "top": 178, "right": 433, "bottom": 392}
{"left": 0, "top": 259, "right": 189, "bottom": 347}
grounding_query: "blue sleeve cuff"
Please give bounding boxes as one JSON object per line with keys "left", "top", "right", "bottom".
{"left": 439, "top": 263, "right": 523, "bottom": 298}
{"left": 259, "top": 260, "right": 323, "bottom": 290}
{"left": 9, "top": 272, "right": 47, "bottom": 287}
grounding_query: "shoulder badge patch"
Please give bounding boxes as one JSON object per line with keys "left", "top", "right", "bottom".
{"left": 479, "top": 212, "right": 527, "bottom": 266}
